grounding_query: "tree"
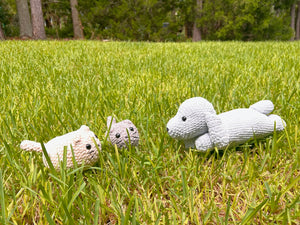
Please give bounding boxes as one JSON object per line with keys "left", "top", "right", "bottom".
{"left": 274, "top": 0, "right": 298, "bottom": 40}
{"left": 70, "top": 0, "right": 84, "bottom": 39}
{"left": 192, "top": 0, "right": 202, "bottom": 41}
{"left": 290, "top": 3, "right": 296, "bottom": 40}
{"left": 16, "top": 0, "right": 32, "bottom": 38}
{"left": 30, "top": 0, "right": 46, "bottom": 39}
{"left": 296, "top": 0, "right": 300, "bottom": 39}
{"left": 5, "top": 0, "right": 298, "bottom": 41}
{"left": 0, "top": 24, "right": 5, "bottom": 40}
{"left": 0, "top": 0, "right": 9, "bottom": 39}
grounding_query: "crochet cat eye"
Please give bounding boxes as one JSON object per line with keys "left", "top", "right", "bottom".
{"left": 129, "top": 127, "right": 134, "bottom": 131}
{"left": 115, "top": 133, "right": 121, "bottom": 138}
{"left": 182, "top": 116, "right": 187, "bottom": 121}
{"left": 86, "top": 144, "right": 92, "bottom": 150}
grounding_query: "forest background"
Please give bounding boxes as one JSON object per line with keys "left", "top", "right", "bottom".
{"left": 0, "top": 0, "right": 300, "bottom": 42}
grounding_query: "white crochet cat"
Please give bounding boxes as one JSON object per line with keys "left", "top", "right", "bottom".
{"left": 166, "top": 97, "right": 286, "bottom": 151}
{"left": 20, "top": 125, "right": 101, "bottom": 169}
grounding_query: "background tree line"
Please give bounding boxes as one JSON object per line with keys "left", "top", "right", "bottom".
{"left": 1, "top": 0, "right": 300, "bottom": 41}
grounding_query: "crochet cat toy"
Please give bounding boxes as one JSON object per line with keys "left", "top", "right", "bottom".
{"left": 106, "top": 116, "right": 139, "bottom": 148}
{"left": 166, "top": 97, "right": 286, "bottom": 151}
{"left": 20, "top": 125, "right": 101, "bottom": 169}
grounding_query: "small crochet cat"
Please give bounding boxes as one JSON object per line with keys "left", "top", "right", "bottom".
{"left": 106, "top": 116, "right": 139, "bottom": 148}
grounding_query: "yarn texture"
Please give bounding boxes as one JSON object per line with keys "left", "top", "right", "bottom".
{"left": 106, "top": 116, "right": 139, "bottom": 148}
{"left": 20, "top": 125, "right": 101, "bottom": 169}
{"left": 167, "top": 97, "right": 286, "bottom": 151}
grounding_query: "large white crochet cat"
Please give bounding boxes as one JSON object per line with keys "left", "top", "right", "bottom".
{"left": 166, "top": 97, "right": 286, "bottom": 151}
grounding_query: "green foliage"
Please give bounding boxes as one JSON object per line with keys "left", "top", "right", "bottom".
{"left": 0, "top": 0, "right": 18, "bottom": 37}
{"left": 197, "top": 0, "right": 294, "bottom": 40}
{"left": 0, "top": 41, "right": 299, "bottom": 223}
{"left": 0, "top": 0, "right": 297, "bottom": 40}
{"left": 0, "top": 0, "right": 9, "bottom": 24}
{"left": 43, "top": 0, "right": 74, "bottom": 39}
{"left": 78, "top": 0, "right": 181, "bottom": 41}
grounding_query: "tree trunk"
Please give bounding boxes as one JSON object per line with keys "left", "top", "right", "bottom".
{"left": 192, "top": 0, "right": 202, "bottom": 42}
{"left": 192, "top": 22, "right": 201, "bottom": 41}
{"left": 296, "top": 1, "right": 300, "bottom": 40}
{"left": 0, "top": 24, "right": 5, "bottom": 40}
{"left": 290, "top": 3, "right": 296, "bottom": 40}
{"left": 70, "top": 0, "right": 84, "bottom": 39}
{"left": 30, "top": 0, "right": 46, "bottom": 39}
{"left": 16, "top": 0, "right": 32, "bottom": 39}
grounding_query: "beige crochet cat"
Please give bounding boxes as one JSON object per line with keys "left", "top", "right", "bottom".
{"left": 20, "top": 125, "right": 101, "bottom": 169}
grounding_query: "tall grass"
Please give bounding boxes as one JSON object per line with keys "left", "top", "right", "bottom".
{"left": 0, "top": 41, "right": 299, "bottom": 224}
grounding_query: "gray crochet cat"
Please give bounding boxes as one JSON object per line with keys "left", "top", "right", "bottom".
{"left": 106, "top": 116, "right": 139, "bottom": 148}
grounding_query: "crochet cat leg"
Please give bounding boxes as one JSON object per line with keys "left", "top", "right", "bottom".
{"left": 268, "top": 114, "right": 286, "bottom": 131}
{"left": 249, "top": 100, "right": 286, "bottom": 131}
{"left": 204, "top": 112, "right": 229, "bottom": 149}
{"left": 194, "top": 133, "right": 214, "bottom": 151}
{"left": 188, "top": 112, "right": 230, "bottom": 151}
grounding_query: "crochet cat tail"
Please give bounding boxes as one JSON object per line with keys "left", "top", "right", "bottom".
{"left": 249, "top": 100, "right": 274, "bottom": 115}
{"left": 20, "top": 140, "right": 43, "bottom": 152}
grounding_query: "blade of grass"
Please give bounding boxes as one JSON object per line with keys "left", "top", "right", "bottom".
{"left": 44, "top": 206, "right": 56, "bottom": 225}
{"left": 241, "top": 199, "right": 268, "bottom": 225}
{"left": 93, "top": 198, "right": 100, "bottom": 225}
{"left": 123, "top": 194, "right": 136, "bottom": 225}
{"left": 0, "top": 170, "right": 6, "bottom": 224}
{"left": 225, "top": 198, "right": 231, "bottom": 225}
{"left": 59, "top": 195, "right": 75, "bottom": 224}
{"left": 275, "top": 175, "right": 300, "bottom": 206}
{"left": 40, "top": 142, "right": 57, "bottom": 174}
{"left": 67, "top": 182, "right": 86, "bottom": 211}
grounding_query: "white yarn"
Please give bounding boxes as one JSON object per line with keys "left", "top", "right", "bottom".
{"left": 167, "top": 97, "right": 286, "bottom": 151}
{"left": 20, "top": 125, "right": 101, "bottom": 169}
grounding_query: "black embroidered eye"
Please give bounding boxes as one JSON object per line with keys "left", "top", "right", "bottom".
{"left": 129, "top": 127, "right": 134, "bottom": 131}
{"left": 115, "top": 133, "right": 120, "bottom": 138}
{"left": 86, "top": 144, "right": 92, "bottom": 150}
{"left": 182, "top": 116, "right": 187, "bottom": 121}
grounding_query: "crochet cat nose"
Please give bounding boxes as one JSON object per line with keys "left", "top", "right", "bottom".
{"left": 166, "top": 127, "right": 169, "bottom": 132}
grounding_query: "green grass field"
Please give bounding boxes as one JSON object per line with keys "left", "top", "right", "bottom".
{"left": 0, "top": 41, "right": 299, "bottom": 224}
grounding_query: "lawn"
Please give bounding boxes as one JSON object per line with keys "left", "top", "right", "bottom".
{"left": 0, "top": 41, "right": 299, "bottom": 224}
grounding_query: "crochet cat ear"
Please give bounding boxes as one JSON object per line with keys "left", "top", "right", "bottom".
{"left": 204, "top": 112, "right": 229, "bottom": 149}
{"left": 80, "top": 125, "right": 90, "bottom": 132}
{"left": 121, "top": 120, "right": 133, "bottom": 126}
{"left": 107, "top": 116, "right": 116, "bottom": 128}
